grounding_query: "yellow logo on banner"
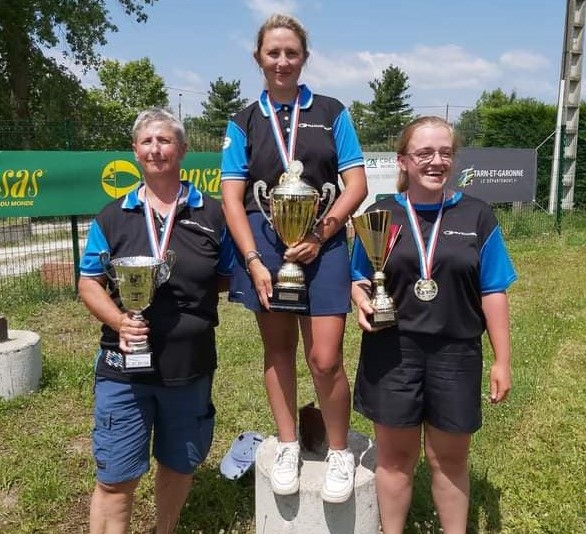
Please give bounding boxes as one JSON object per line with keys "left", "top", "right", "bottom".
{"left": 101, "top": 160, "right": 142, "bottom": 199}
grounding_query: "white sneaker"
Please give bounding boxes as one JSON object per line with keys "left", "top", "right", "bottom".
{"left": 271, "top": 441, "right": 300, "bottom": 495}
{"left": 321, "top": 448, "right": 355, "bottom": 503}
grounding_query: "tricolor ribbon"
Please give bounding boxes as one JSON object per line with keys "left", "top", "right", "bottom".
{"left": 143, "top": 184, "right": 183, "bottom": 259}
{"left": 266, "top": 92, "right": 301, "bottom": 172}
{"left": 404, "top": 194, "right": 445, "bottom": 281}
{"left": 386, "top": 224, "right": 402, "bottom": 258}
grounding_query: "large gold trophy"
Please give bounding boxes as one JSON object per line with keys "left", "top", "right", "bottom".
{"left": 100, "top": 251, "right": 175, "bottom": 372}
{"left": 253, "top": 161, "right": 335, "bottom": 312}
{"left": 352, "top": 210, "right": 400, "bottom": 328}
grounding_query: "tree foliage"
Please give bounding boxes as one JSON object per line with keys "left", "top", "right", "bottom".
{"left": 186, "top": 77, "right": 247, "bottom": 150}
{"left": 0, "top": 0, "right": 156, "bottom": 146}
{"left": 201, "top": 78, "right": 248, "bottom": 138}
{"left": 80, "top": 58, "right": 168, "bottom": 150}
{"left": 350, "top": 65, "right": 413, "bottom": 150}
{"left": 456, "top": 89, "right": 520, "bottom": 147}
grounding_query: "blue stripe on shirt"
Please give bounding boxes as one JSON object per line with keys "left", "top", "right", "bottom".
{"left": 79, "top": 220, "right": 109, "bottom": 276}
{"left": 480, "top": 226, "right": 517, "bottom": 293}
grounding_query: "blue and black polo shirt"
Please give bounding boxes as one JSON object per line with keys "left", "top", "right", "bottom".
{"left": 221, "top": 84, "right": 364, "bottom": 213}
{"left": 80, "top": 181, "right": 234, "bottom": 385}
{"left": 351, "top": 192, "right": 517, "bottom": 339}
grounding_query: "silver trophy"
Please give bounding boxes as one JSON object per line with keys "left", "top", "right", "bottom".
{"left": 253, "top": 161, "right": 335, "bottom": 312}
{"left": 99, "top": 251, "right": 176, "bottom": 372}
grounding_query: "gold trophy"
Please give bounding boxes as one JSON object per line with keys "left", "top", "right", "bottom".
{"left": 352, "top": 210, "right": 400, "bottom": 328}
{"left": 253, "top": 161, "right": 335, "bottom": 312}
{"left": 100, "top": 251, "right": 175, "bottom": 372}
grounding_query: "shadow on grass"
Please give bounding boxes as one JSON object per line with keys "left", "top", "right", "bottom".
{"left": 178, "top": 465, "right": 255, "bottom": 533}
{"left": 406, "top": 462, "right": 502, "bottom": 533}
{"left": 178, "top": 457, "right": 503, "bottom": 534}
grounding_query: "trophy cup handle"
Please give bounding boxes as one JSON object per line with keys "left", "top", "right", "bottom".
{"left": 99, "top": 251, "right": 117, "bottom": 285}
{"left": 314, "top": 182, "right": 336, "bottom": 228}
{"left": 156, "top": 250, "right": 176, "bottom": 287}
{"left": 253, "top": 181, "right": 273, "bottom": 228}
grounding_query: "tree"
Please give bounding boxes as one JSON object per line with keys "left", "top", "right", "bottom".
{"left": 0, "top": 0, "right": 156, "bottom": 146}
{"left": 186, "top": 78, "right": 247, "bottom": 150}
{"left": 456, "top": 89, "right": 518, "bottom": 146}
{"left": 92, "top": 58, "right": 168, "bottom": 111}
{"left": 81, "top": 58, "right": 168, "bottom": 149}
{"left": 200, "top": 77, "right": 248, "bottom": 138}
{"left": 350, "top": 65, "right": 413, "bottom": 150}
{"left": 367, "top": 66, "right": 413, "bottom": 148}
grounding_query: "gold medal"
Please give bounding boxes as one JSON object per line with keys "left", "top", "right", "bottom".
{"left": 414, "top": 278, "right": 438, "bottom": 301}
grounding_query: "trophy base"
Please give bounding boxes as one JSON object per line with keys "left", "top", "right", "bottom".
{"left": 269, "top": 285, "right": 308, "bottom": 313}
{"left": 122, "top": 351, "right": 154, "bottom": 373}
{"left": 368, "top": 309, "right": 397, "bottom": 329}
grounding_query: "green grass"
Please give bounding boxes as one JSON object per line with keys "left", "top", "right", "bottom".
{"left": 0, "top": 228, "right": 585, "bottom": 533}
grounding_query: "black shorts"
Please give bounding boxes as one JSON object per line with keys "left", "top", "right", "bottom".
{"left": 353, "top": 330, "right": 483, "bottom": 433}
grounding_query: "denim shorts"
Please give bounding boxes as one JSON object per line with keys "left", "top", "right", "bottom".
{"left": 93, "top": 374, "right": 215, "bottom": 484}
{"left": 354, "top": 331, "right": 483, "bottom": 433}
{"left": 229, "top": 211, "right": 351, "bottom": 316}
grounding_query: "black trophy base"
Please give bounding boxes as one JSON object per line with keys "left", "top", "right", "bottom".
{"left": 368, "top": 309, "right": 397, "bottom": 329}
{"left": 122, "top": 351, "right": 155, "bottom": 373}
{"left": 269, "top": 285, "right": 308, "bottom": 313}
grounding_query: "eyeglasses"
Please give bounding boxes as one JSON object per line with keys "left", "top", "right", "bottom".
{"left": 405, "top": 149, "right": 454, "bottom": 166}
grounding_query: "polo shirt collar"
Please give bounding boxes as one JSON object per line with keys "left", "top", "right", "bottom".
{"left": 121, "top": 180, "right": 203, "bottom": 210}
{"left": 258, "top": 84, "right": 313, "bottom": 117}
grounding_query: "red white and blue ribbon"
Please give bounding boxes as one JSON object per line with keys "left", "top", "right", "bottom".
{"left": 143, "top": 184, "right": 182, "bottom": 259}
{"left": 404, "top": 193, "right": 445, "bottom": 282}
{"left": 266, "top": 92, "right": 301, "bottom": 172}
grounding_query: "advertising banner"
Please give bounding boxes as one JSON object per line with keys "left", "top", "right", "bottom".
{"left": 0, "top": 151, "right": 221, "bottom": 218}
{"left": 450, "top": 147, "right": 537, "bottom": 203}
{"left": 0, "top": 147, "right": 537, "bottom": 218}
{"left": 357, "top": 152, "right": 399, "bottom": 213}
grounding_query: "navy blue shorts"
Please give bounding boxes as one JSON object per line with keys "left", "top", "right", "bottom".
{"left": 92, "top": 374, "right": 215, "bottom": 484}
{"left": 229, "top": 211, "right": 351, "bottom": 316}
{"left": 354, "top": 331, "right": 483, "bottom": 433}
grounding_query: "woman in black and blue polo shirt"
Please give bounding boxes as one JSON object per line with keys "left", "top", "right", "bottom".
{"left": 221, "top": 14, "right": 367, "bottom": 504}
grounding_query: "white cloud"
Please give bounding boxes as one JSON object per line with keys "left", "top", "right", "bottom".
{"left": 245, "top": 0, "right": 299, "bottom": 19}
{"left": 393, "top": 45, "right": 501, "bottom": 90}
{"left": 500, "top": 50, "right": 550, "bottom": 70}
{"left": 303, "top": 44, "right": 502, "bottom": 95}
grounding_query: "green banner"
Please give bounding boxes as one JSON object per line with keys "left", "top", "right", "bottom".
{"left": 0, "top": 151, "right": 221, "bottom": 218}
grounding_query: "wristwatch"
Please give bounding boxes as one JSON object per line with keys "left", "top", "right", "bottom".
{"left": 245, "top": 250, "right": 263, "bottom": 273}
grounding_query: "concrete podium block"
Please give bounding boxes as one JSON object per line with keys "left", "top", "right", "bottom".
{"left": 255, "top": 432, "right": 379, "bottom": 534}
{"left": 0, "top": 330, "right": 42, "bottom": 400}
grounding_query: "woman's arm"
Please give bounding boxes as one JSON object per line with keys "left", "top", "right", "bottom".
{"left": 78, "top": 275, "right": 148, "bottom": 352}
{"left": 318, "top": 166, "right": 367, "bottom": 241}
{"left": 482, "top": 291, "right": 512, "bottom": 403}
{"left": 221, "top": 179, "right": 272, "bottom": 309}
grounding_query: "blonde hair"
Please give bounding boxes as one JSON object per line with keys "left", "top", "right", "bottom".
{"left": 132, "top": 108, "right": 185, "bottom": 145}
{"left": 253, "top": 13, "right": 310, "bottom": 64}
{"left": 396, "top": 116, "right": 458, "bottom": 192}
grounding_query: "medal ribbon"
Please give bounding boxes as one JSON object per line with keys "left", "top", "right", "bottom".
{"left": 405, "top": 194, "right": 445, "bottom": 281}
{"left": 143, "top": 184, "right": 182, "bottom": 259}
{"left": 266, "top": 92, "right": 301, "bottom": 171}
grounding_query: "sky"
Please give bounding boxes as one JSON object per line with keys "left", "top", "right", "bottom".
{"left": 56, "top": 0, "right": 571, "bottom": 122}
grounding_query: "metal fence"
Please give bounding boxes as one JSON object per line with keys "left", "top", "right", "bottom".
{"left": 0, "top": 119, "right": 582, "bottom": 300}
{"left": 1, "top": 205, "right": 583, "bottom": 301}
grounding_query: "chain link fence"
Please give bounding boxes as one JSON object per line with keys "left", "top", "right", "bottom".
{"left": 1, "top": 119, "right": 583, "bottom": 300}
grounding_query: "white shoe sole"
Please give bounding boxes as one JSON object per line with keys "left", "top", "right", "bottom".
{"left": 271, "top": 478, "right": 300, "bottom": 495}
{"left": 321, "top": 486, "right": 353, "bottom": 503}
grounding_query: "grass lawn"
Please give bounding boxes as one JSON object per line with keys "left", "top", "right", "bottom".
{"left": 0, "top": 226, "right": 585, "bottom": 533}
